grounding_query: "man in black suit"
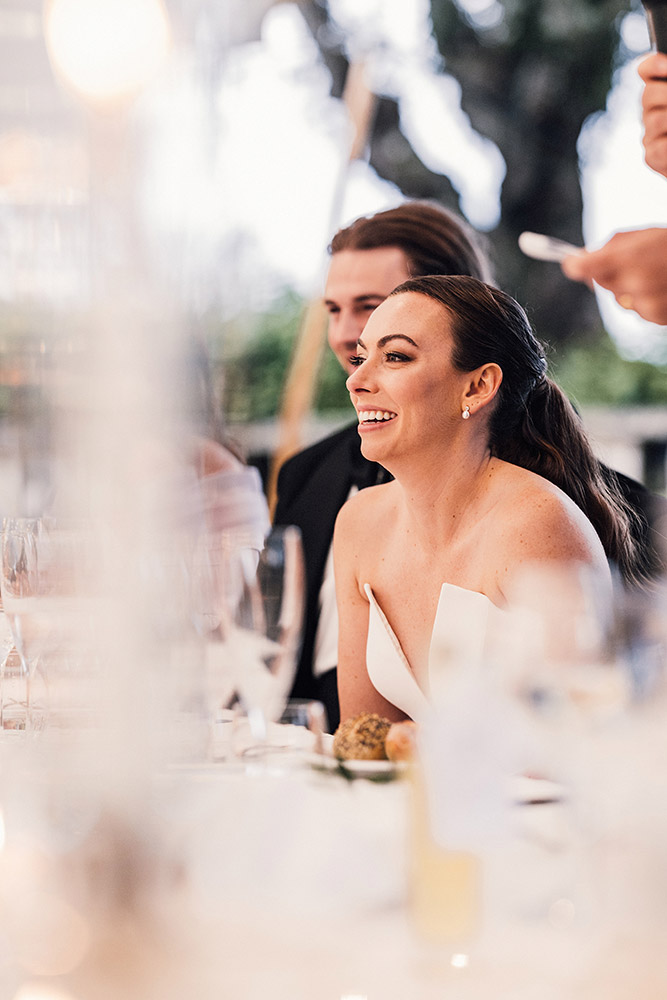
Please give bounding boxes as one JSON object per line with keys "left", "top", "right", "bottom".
{"left": 274, "top": 201, "right": 665, "bottom": 732}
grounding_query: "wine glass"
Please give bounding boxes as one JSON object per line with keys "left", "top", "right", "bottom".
{"left": 225, "top": 525, "right": 305, "bottom": 759}
{"left": 186, "top": 529, "right": 238, "bottom": 759}
{"left": 0, "top": 517, "right": 47, "bottom": 730}
{"left": 0, "top": 592, "right": 21, "bottom": 731}
{"left": 484, "top": 562, "right": 641, "bottom": 955}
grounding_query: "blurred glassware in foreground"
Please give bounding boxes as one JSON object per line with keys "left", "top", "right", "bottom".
{"left": 0, "top": 594, "right": 21, "bottom": 732}
{"left": 226, "top": 525, "right": 305, "bottom": 759}
{"left": 406, "top": 558, "right": 667, "bottom": 982}
{"left": 492, "top": 563, "right": 667, "bottom": 969}
{"left": 279, "top": 697, "right": 326, "bottom": 741}
{"left": 0, "top": 518, "right": 48, "bottom": 731}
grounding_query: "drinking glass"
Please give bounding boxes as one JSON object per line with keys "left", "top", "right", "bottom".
{"left": 483, "top": 562, "right": 642, "bottom": 958}
{"left": 0, "top": 517, "right": 47, "bottom": 730}
{"left": 187, "top": 529, "right": 238, "bottom": 759}
{"left": 226, "top": 525, "right": 305, "bottom": 758}
{"left": 276, "top": 698, "right": 327, "bottom": 755}
{"left": 0, "top": 594, "right": 20, "bottom": 731}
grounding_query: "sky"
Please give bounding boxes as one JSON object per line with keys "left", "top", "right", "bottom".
{"left": 141, "top": 0, "right": 667, "bottom": 363}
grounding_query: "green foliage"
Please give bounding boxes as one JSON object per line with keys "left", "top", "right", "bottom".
{"left": 221, "top": 292, "right": 300, "bottom": 422}
{"left": 219, "top": 290, "right": 349, "bottom": 423}
{"left": 553, "top": 331, "right": 667, "bottom": 407}
{"left": 218, "top": 290, "right": 667, "bottom": 426}
{"left": 313, "top": 347, "right": 350, "bottom": 413}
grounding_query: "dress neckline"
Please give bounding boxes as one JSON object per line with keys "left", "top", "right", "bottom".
{"left": 363, "top": 582, "right": 496, "bottom": 721}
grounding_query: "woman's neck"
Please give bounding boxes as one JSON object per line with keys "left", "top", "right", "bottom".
{"left": 389, "top": 440, "right": 497, "bottom": 550}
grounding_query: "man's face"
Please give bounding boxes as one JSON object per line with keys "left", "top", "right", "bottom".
{"left": 323, "top": 246, "right": 412, "bottom": 373}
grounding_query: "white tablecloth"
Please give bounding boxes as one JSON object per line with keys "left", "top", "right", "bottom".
{"left": 1, "top": 712, "right": 667, "bottom": 1000}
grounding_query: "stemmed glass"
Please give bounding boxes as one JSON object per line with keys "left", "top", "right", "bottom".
{"left": 187, "top": 529, "right": 238, "bottom": 757}
{"left": 0, "top": 593, "right": 19, "bottom": 731}
{"left": 225, "top": 525, "right": 305, "bottom": 758}
{"left": 0, "top": 518, "right": 47, "bottom": 730}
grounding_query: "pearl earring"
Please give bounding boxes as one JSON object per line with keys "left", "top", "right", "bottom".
{"left": 462, "top": 405, "right": 471, "bottom": 420}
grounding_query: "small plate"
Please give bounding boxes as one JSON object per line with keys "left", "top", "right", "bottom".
{"left": 306, "top": 745, "right": 406, "bottom": 781}
{"left": 337, "top": 758, "right": 406, "bottom": 778}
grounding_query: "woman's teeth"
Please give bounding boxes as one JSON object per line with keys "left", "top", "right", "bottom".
{"left": 358, "top": 410, "right": 396, "bottom": 423}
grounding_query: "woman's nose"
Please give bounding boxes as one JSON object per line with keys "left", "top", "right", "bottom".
{"left": 346, "top": 364, "right": 369, "bottom": 394}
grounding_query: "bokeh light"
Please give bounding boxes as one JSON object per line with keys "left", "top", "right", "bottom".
{"left": 43, "top": 0, "right": 170, "bottom": 106}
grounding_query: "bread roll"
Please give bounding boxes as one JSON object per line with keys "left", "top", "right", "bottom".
{"left": 385, "top": 720, "right": 417, "bottom": 762}
{"left": 333, "top": 713, "right": 391, "bottom": 761}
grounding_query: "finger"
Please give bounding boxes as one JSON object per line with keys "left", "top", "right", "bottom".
{"left": 642, "top": 114, "right": 667, "bottom": 142}
{"left": 642, "top": 136, "right": 667, "bottom": 176}
{"left": 642, "top": 84, "right": 667, "bottom": 114}
{"left": 561, "top": 252, "right": 597, "bottom": 285}
{"left": 638, "top": 52, "right": 667, "bottom": 82}
{"left": 631, "top": 296, "right": 667, "bottom": 326}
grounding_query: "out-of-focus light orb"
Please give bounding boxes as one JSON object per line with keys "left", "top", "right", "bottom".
{"left": 43, "top": 0, "right": 170, "bottom": 106}
{"left": 451, "top": 952, "right": 470, "bottom": 969}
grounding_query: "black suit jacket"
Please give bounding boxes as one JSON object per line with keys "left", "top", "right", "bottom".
{"left": 601, "top": 467, "right": 666, "bottom": 582}
{"left": 273, "top": 422, "right": 391, "bottom": 729}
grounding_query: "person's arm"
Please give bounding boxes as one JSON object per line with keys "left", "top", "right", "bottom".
{"left": 333, "top": 496, "right": 403, "bottom": 723}
{"left": 639, "top": 52, "right": 667, "bottom": 178}
{"left": 561, "top": 228, "right": 667, "bottom": 325}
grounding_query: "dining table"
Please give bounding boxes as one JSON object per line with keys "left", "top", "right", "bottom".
{"left": 0, "top": 696, "right": 666, "bottom": 1000}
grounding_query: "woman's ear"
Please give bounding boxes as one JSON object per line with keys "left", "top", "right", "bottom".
{"left": 463, "top": 363, "right": 503, "bottom": 415}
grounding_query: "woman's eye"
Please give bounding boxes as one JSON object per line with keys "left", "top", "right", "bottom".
{"left": 348, "top": 354, "right": 366, "bottom": 367}
{"left": 385, "top": 352, "right": 410, "bottom": 362}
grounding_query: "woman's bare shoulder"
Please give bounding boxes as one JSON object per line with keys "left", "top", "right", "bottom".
{"left": 333, "top": 483, "right": 397, "bottom": 579}
{"left": 336, "top": 481, "right": 396, "bottom": 529}
{"left": 492, "top": 462, "right": 607, "bottom": 565}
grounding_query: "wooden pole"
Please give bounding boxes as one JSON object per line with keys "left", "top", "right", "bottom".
{"left": 266, "top": 61, "right": 377, "bottom": 516}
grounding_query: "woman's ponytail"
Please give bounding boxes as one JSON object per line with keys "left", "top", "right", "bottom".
{"left": 495, "top": 378, "right": 640, "bottom": 584}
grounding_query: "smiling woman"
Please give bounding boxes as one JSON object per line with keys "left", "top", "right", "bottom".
{"left": 334, "top": 274, "right": 643, "bottom": 723}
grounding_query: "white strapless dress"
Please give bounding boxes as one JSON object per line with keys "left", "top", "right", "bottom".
{"left": 364, "top": 582, "right": 500, "bottom": 722}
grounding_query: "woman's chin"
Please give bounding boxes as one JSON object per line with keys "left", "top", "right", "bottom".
{"left": 360, "top": 439, "right": 389, "bottom": 467}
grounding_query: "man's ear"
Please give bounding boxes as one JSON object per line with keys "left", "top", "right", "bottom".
{"left": 462, "top": 363, "right": 503, "bottom": 415}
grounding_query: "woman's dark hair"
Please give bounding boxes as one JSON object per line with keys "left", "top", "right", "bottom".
{"left": 329, "top": 201, "right": 493, "bottom": 284}
{"left": 390, "top": 274, "right": 642, "bottom": 584}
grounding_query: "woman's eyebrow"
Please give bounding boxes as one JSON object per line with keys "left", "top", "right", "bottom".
{"left": 356, "top": 333, "right": 418, "bottom": 351}
{"left": 380, "top": 334, "right": 418, "bottom": 347}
